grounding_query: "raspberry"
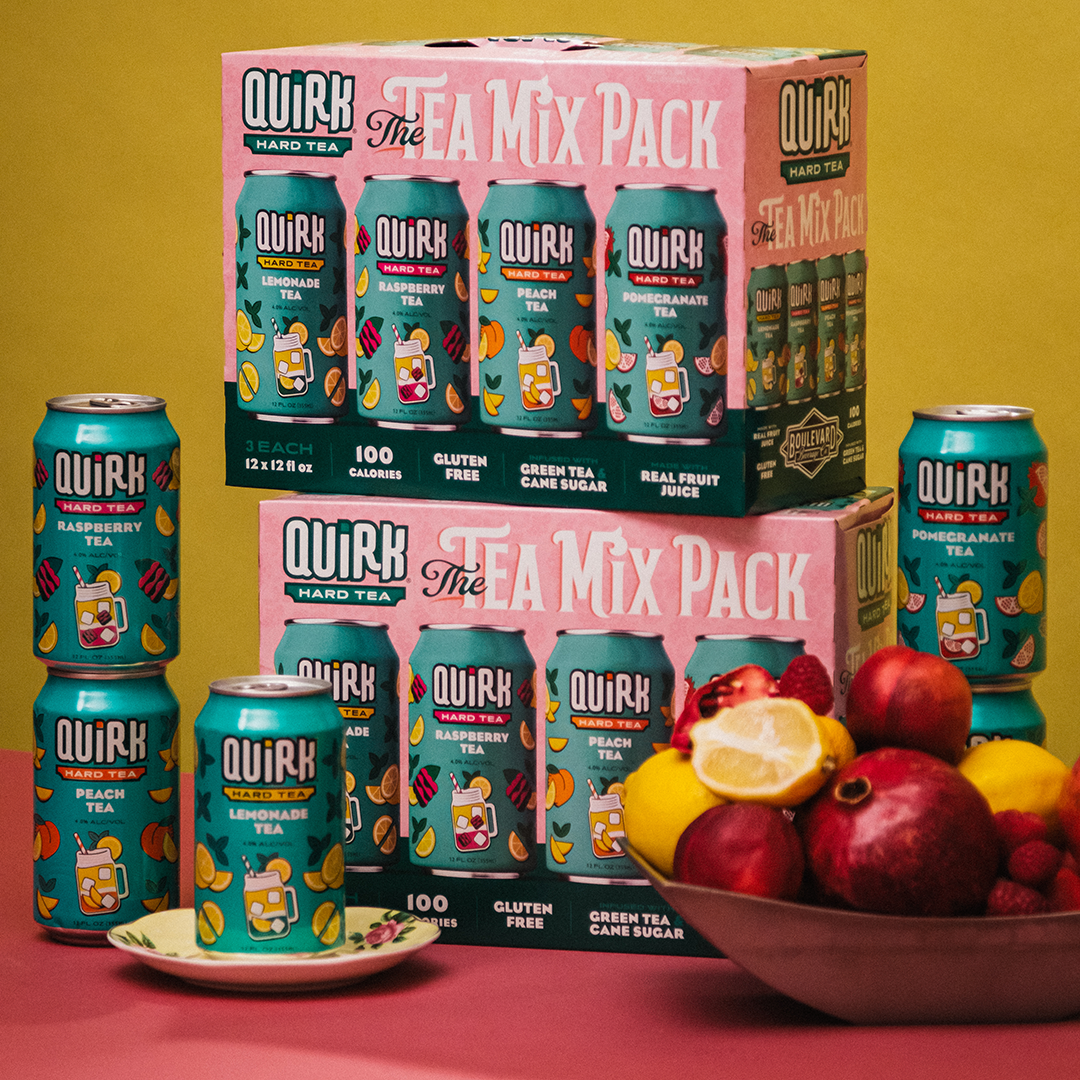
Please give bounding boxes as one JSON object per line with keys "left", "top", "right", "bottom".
{"left": 1007, "top": 839, "right": 1063, "bottom": 889}
{"left": 992, "top": 809, "right": 1047, "bottom": 856}
{"left": 1047, "top": 867, "right": 1080, "bottom": 913}
{"left": 985, "top": 877, "right": 1050, "bottom": 916}
{"left": 778, "top": 655, "right": 834, "bottom": 716}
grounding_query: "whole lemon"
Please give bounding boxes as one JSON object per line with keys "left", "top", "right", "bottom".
{"left": 623, "top": 748, "right": 726, "bottom": 877}
{"left": 958, "top": 739, "right": 1070, "bottom": 838}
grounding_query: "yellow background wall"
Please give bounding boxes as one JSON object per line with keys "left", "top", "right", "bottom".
{"left": 4, "top": 4, "right": 1077, "bottom": 769}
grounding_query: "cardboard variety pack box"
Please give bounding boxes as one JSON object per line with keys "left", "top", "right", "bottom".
{"left": 224, "top": 36, "right": 869, "bottom": 516}
{"left": 258, "top": 488, "right": 895, "bottom": 953}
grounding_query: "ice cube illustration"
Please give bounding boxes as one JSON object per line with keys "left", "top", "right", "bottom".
{"left": 958, "top": 611, "right": 972, "bottom": 625}
{"left": 398, "top": 366, "right": 410, "bottom": 382}
{"left": 271, "top": 918, "right": 286, "bottom": 933}
{"left": 102, "top": 894, "right": 115, "bottom": 909}
{"left": 98, "top": 867, "right": 111, "bottom": 880}
{"left": 962, "top": 640, "right": 976, "bottom": 655}
{"left": 609, "top": 811, "right": 621, "bottom": 825}
{"left": 277, "top": 359, "right": 290, "bottom": 374}
{"left": 593, "top": 822, "right": 605, "bottom": 836}
{"left": 650, "top": 378, "right": 663, "bottom": 393}
{"left": 456, "top": 814, "right": 469, "bottom": 829}
{"left": 294, "top": 377, "right": 305, "bottom": 392}
{"left": 268, "top": 890, "right": 281, "bottom": 905}
{"left": 81, "top": 611, "right": 95, "bottom": 625}
{"left": 249, "top": 901, "right": 264, "bottom": 916}
{"left": 941, "top": 622, "right": 955, "bottom": 637}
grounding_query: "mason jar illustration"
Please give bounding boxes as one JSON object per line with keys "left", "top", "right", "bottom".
{"left": 272, "top": 325, "right": 314, "bottom": 398}
{"left": 392, "top": 330, "right": 437, "bottom": 404}
{"left": 242, "top": 861, "right": 300, "bottom": 943}
{"left": 450, "top": 782, "right": 499, "bottom": 852}
{"left": 74, "top": 578, "right": 128, "bottom": 650}
{"left": 646, "top": 343, "right": 690, "bottom": 417}
{"left": 75, "top": 841, "right": 129, "bottom": 916}
{"left": 517, "top": 340, "right": 561, "bottom": 412}
{"left": 935, "top": 583, "right": 990, "bottom": 661}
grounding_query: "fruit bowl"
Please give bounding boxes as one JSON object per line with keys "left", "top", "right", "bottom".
{"left": 626, "top": 843, "right": 1080, "bottom": 1024}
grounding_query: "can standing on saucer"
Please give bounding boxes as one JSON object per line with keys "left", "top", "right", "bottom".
{"left": 274, "top": 619, "right": 400, "bottom": 871}
{"left": 33, "top": 394, "right": 180, "bottom": 668}
{"left": 354, "top": 176, "right": 471, "bottom": 428}
{"left": 32, "top": 664, "right": 180, "bottom": 942}
{"left": 897, "top": 406, "right": 1048, "bottom": 681}
{"left": 604, "top": 184, "right": 727, "bottom": 442}
{"left": 234, "top": 170, "right": 349, "bottom": 423}
{"left": 477, "top": 181, "right": 597, "bottom": 436}
{"left": 193, "top": 677, "right": 346, "bottom": 954}
{"left": 544, "top": 631, "right": 674, "bottom": 882}
{"left": 407, "top": 625, "right": 537, "bottom": 877}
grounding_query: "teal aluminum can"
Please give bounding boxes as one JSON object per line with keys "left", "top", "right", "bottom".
{"left": 273, "top": 619, "right": 400, "bottom": 871}
{"left": 354, "top": 175, "right": 471, "bottom": 429}
{"left": 407, "top": 625, "right": 537, "bottom": 877}
{"left": 33, "top": 395, "right": 179, "bottom": 669}
{"left": 193, "top": 676, "right": 346, "bottom": 955}
{"left": 897, "top": 406, "right": 1048, "bottom": 682}
{"left": 604, "top": 184, "right": 727, "bottom": 442}
{"left": 785, "top": 260, "right": 817, "bottom": 403}
{"left": 32, "top": 664, "right": 180, "bottom": 943}
{"left": 477, "top": 180, "right": 597, "bottom": 436}
{"left": 815, "top": 254, "right": 846, "bottom": 397}
{"left": 684, "top": 635, "right": 806, "bottom": 695}
{"left": 745, "top": 264, "right": 788, "bottom": 409}
{"left": 843, "top": 250, "right": 866, "bottom": 390}
{"left": 544, "top": 631, "right": 674, "bottom": 883}
{"left": 968, "top": 682, "right": 1046, "bottom": 748}
{"left": 234, "top": 170, "right": 348, "bottom": 423}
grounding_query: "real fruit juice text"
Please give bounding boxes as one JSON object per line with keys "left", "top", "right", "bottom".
{"left": 235, "top": 170, "right": 348, "bottom": 422}
{"left": 33, "top": 394, "right": 179, "bottom": 667}
{"left": 407, "top": 625, "right": 538, "bottom": 877}
{"left": 544, "top": 630, "right": 674, "bottom": 882}
{"left": 897, "top": 405, "right": 1048, "bottom": 682}
{"left": 604, "top": 184, "right": 728, "bottom": 442}
{"left": 32, "top": 664, "right": 180, "bottom": 942}
{"left": 273, "top": 619, "right": 400, "bottom": 871}
{"left": 354, "top": 175, "right": 471, "bottom": 428}
{"left": 477, "top": 181, "right": 597, "bottom": 436}
{"left": 193, "top": 676, "right": 346, "bottom": 954}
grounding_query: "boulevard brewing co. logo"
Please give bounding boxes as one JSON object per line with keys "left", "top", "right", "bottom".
{"left": 780, "top": 408, "right": 844, "bottom": 479}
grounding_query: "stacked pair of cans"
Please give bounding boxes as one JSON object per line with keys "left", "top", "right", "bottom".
{"left": 32, "top": 395, "right": 181, "bottom": 942}
{"left": 897, "top": 406, "right": 1049, "bottom": 746}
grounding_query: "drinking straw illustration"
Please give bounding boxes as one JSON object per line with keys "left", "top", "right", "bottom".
{"left": 73, "top": 832, "right": 87, "bottom": 853}
{"left": 392, "top": 324, "right": 403, "bottom": 345}
{"left": 516, "top": 330, "right": 527, "bottom": 349}
{"left": 72, "top": 566, "right": 86, "bottom": 587}
{"left": 241, "top": 854, "right": 255, "bottom": 876}
{"left": 586, "top": 778, "right": 599, "bottom": 798}
{"left": 449, "top": 772, "right": 462, "bottom": 793}
{"left": 271, "top": 317, "right": 281, "bottom": 335}
{"left": 934, "top": 577, "right": 947, "bottom": 596}
{"left": 644, "top": 334, "right": 654, "bottom": 356}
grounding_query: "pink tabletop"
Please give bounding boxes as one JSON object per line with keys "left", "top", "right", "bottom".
{"left": 4, "top": 746, "right": 1080, "bottom": 1079}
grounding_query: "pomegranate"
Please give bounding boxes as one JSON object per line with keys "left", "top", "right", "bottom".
{"left": 670, "top": 665, "right": 779, "bottom": 751}
{"left": 845, "top": 644, "right": 972, "bottom": 764}
{"left": 800, "top": 747, "right": 998, "bottom": 916}
{"left": 673, "top": 803, "right": 804, "bottom": 900}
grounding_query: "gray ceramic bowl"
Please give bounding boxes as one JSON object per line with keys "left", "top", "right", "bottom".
{"left": 626, "top": 844, "right": 1080, "bottom": 1024}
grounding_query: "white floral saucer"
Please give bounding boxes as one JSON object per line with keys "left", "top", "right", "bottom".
{"left": 107, "top": 907, "right": 440, "bottom": 992}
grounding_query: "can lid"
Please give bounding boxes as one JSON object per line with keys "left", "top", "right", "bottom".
{"left": 284, "top": 618, "right": 390, "bottom": 629}
{"left": 46, "top": 394, "right": 167, "bottom": 414}
{"left": 912, "top": 405, "right": 1034, "bottom": 423}
{"left": 362, "top": 174, "right": 459, "bottom": 184}
{"left": 556, "top": 629, "right": 663, "bottom": 640}
{"left": 488, "top": 178, "right": 585, "bottom": 189}
{"left": 694, "top": 634, "right": 806, "bottom": 645}
{"left": 418, "top": 623, "right": 525, "bottom": 635}
{"left": 614, "top": 182, "right": 717, "bottom": 195}
{"left": 970, "top": 678, "right": 1036, "bottom": 695}
{"left": 209, "top": 675, "right": 333, "bottom": 698}
{"left": 45, "top": 661, "right": 170, "bottom": 681}
{"left": 243, "top": 169, "right": 337, "bottom": 181}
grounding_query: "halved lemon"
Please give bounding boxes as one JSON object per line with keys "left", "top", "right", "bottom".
{"left": 37, "top": 622, "right": 58, "bottom": 653}
{"left": 409, "top": 715, "right": 425, "bottom": 746}
{"left": 454, "top": 271, "right": 469, "bottom": 301}
{"left": 380, "top": 764, "right": 400, "bottom": 804}
{"left": 662, "top": 338, "right": 684, "bottom": 363}
{"left": 508, "top": 831, "right": 530, "bottom": 863}
{"left": 374, "top": 815, "right": 397, "bottom": 855}
{"left": 480, "top": 288, "right": 499, "bottom": 303}
{"left": 356, "top": 266, "right": 369, "bottom": 297}
{"left": 155, "top": 506, "right": 175, "bottom": 536}
{"left": 1017, "top": 570, "right": 1044, "bottom": 615}
{"left": 519, "top": 720, "right": 535, "bottom": 751}
{"left": 361, "top": 378, "right": 381, "bottom": 410}
{"left": 33, "top": 504, "right": 46, "bottom": 533}
{"left": 534, "top": 333, "right": 556, "bottom": 358}
{"left": 288, "top": 321, "right": 308, "bottom": 344}
{"left": 195, "top": 842, "right": 216, "bottom": 889}
{"left": 236, "top": 309, "right": 253, "bottom": 349}
{"left": 548, "top": 737, "right": 568, "bottom": 753}
{"left": 549, "top": 837, "right": 573, "bottom": 864}
{"left": 604, "top": 329, "right": 622, "bottom": 370}
{"left": 321, "top": 843, "right": 345, "bottom": 889}
{"left": 141, "top": 624, "right": 166, "bottom": 656}
{"left": 238, "top": 361, "right": 259, "bottom": 402}
{"left": 408, "top": 326, "right": 430, "bottom": 351}
{"left": 468, "top": 775, "right": 493, "bottom": 799}
{"left": 689, "top": 697, "right": 834, "bottom": 806}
